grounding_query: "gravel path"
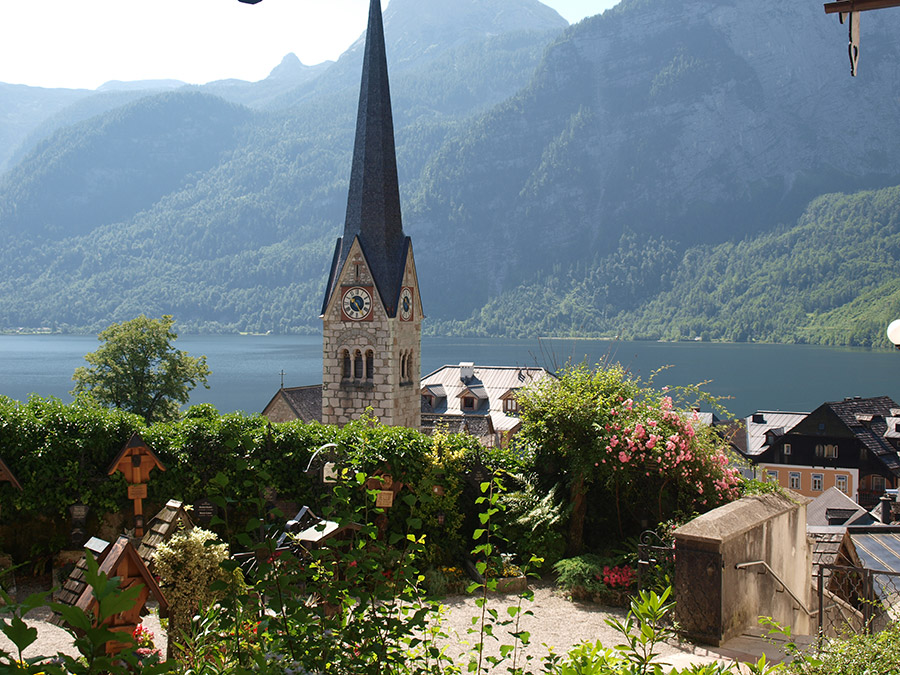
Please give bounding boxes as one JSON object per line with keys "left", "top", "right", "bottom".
{"left": 0, "top": 578, "right": 728, "bottom": 671}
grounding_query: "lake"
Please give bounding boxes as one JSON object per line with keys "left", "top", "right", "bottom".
{"left": 1, "top": 334, "right": 898, "bottom": 418}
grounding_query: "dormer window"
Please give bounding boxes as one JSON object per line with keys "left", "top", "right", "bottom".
{"left": 503, "top": 398, "right": 519, "bottom": 414}
{"left": 463, "top": 397, "right": 475, "bottom": 411}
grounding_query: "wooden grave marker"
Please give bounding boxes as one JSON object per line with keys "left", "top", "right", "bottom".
{"left": 108, "top": 433, "right": 165, "bottom": 537}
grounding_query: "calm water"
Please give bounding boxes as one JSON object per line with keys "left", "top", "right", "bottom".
{"left": 0, "top": 334, "right": 898, "bottom": 418}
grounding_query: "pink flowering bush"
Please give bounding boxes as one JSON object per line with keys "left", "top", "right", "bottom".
{"left": 517, "top": 363, "right": 744, "bottom": 552}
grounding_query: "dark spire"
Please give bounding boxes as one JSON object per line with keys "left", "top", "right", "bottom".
{"left": 323, "top": 0, "right": 408, "bottom": 315}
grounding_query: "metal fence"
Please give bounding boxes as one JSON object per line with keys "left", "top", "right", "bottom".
{"left": 637, "top": 530, "right": 674, "bottom": 593}
{"left": 817, "top": 563, "right": 900, "bottom": 637}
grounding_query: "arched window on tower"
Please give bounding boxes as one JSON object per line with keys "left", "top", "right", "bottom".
{"left": 366, "top": 350, "right": 374, "bottom": 381}
{"left": 354, "top": 350, "right": 363, "bottom": 379}
{"left": 342, "top": 349, "right": 351, "bottom": 380}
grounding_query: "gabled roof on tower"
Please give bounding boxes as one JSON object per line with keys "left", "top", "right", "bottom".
{"left": 323, "top": 0, "right": 409, "bottom": 317}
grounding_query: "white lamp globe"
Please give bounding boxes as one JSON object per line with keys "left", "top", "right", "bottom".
{"left": 887, "top": 320, "right": 900, "bottom": 347}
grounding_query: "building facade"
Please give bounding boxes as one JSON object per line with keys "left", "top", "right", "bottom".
{"left": 746, "top": 397, "right": 900, "bottom": 507}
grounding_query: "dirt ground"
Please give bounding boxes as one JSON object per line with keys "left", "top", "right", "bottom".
{"left": 0, "top": 576, "right": 744, "bottom": 671}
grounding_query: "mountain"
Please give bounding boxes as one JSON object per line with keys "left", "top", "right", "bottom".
{"left": 409, "top": 0, "right": 900, "bottom": 320}
{"left": 448, "top": 185, "right": 900, "bottom": 346}
{"left": 0, "top": 83, "right": 92, "bottom": 173}
{"left": 3, "top": 0, "right": 900, "bottom": 346}
{"left": 0, "top": 0, "right": 566, "bottom": 333}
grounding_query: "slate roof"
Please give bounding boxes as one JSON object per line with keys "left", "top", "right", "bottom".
{"left": 323, "top": 0, "right": 409, "bottom": 317}
{"left": 263, "top": 385, "right": 323, "bottom": 423}
{"left": 743, "top": 411, "right": 809, "bottom": 457}
{"left": 826, "top": 397, "right": 900, "bottom": 475}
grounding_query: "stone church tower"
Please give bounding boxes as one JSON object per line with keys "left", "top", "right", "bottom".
{"left": 320, "top": 0, "right": 422, "bottom": 428}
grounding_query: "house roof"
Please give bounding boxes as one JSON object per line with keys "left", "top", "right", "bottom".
{"left": 322, "top": 0, "right": 408, "bottom": 317}
{"left": 825, "top": 397, "right": 900, "bottom": 475}
{"left": 421, "top": 413, "right": 495, "bottom": 441}
{"left": 263, "top": 385, "right": 323, "bottom": 423}
{"left": 421, "top": 364, "right": 555, "bottom": 420}
{"left": 808, "top": 487, "right": 876, "bottom": 527}
{"left": 848, "top": 527, "right": 900, "bottom": 573}
{"left": 743, "top": 411, "right": 809, "bottom": 456}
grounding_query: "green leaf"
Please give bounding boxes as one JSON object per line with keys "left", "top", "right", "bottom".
{"left": 50, "top": 603, "right": 93, "bottom": 633}
{"left": 0, "top": 615, "right": 38, "bottom": 653}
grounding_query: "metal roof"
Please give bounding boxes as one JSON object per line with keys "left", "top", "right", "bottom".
{"left": 420, "top": 364, "right": 553, "bottom": 417}
{"left": 420, "top": 364, "right": 553, "bottom": 442}
{"left": 849, "top": 528, "right": 900, "bottom": 573}
{"left": 743, "top": 411, "right": 809, "bottom": 456}
{"left": 808, "top": 487, "right": 875, "bottom": 527}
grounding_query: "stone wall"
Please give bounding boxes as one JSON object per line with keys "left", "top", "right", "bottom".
{"left": 321, "top": 241, "right": 421, "bottom": 429}
{"left": 674, "top": 491, "right": 813, "bottom": 645}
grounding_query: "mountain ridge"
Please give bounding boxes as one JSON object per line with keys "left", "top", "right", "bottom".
{"left": 2, "top": 0, "right": 900, "bottom": 347}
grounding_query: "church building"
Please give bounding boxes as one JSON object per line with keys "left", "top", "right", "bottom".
{"left": 264, "top": 0, "right": 422, "bottom": 428}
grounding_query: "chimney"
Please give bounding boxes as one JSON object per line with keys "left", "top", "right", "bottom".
{"left": 460, "top": 362, "right": 475, "bottom": 382}
{"left": 880, "top": 494, "right": 894, "bottom": 524}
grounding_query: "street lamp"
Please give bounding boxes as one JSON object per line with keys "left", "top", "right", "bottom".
{"left": 887, "top": 320, "right": 900, "bottom": 349}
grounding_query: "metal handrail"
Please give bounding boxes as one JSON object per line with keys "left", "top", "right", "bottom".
{"left": 735, "top": 560, "right": 819, "bottom": 617}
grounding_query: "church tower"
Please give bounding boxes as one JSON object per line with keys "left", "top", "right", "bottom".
{"left": 320, "top": 0, "right": 422, "bottom": 428}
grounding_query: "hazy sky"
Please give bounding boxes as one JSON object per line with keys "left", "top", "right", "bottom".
{"left": 0, "top": 0, "right": 618, "bottom": 91}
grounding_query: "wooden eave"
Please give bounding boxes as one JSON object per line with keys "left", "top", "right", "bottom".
{"left": 74, "top": 536, "right": 168, "bottom": 615}
{"left": 0, "top": 455, "right": 22, "bottom": 491}
{"left": 107, "top": 432, "right": 165, "bottom": 477}
{"left": 137, "top": 499, "right": 193, "bottom": 569}
{"left": 825, "top": 0, "right": 900, "bottom": 13}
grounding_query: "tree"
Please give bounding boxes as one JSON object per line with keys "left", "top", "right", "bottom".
{"left": 71, "top": 315, "right": 210, "bottom": 423}
{"left": 516, "top": 364, "right": 741, "bottom": 555}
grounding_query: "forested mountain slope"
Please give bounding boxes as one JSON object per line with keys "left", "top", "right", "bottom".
{"left": 0, "top": 0, "right": 566, "bottom": 333}
{"left": 447, "top": 186, "right": 900, "bottom": 347}
{"left": 3, "top": 0, "right": 900, "bottom": 345}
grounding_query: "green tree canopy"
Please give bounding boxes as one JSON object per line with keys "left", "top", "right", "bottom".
{"left": 71, "top": 314, "right": 210, "bottom": 422}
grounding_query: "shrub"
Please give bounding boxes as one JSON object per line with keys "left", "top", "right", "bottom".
{"left": 152, "top": 527, "right": 237, "bottom": 641}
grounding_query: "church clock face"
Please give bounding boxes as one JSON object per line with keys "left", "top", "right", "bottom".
{"left": 342, "top": 287, "right": 372, "bottom": 321}
{"left": 399, "top": 287, "right": 413, "bottom": 321}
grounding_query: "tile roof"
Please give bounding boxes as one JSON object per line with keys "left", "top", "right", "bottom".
{"left": 264, "top": 385, "right": 323, "bottom": 423}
